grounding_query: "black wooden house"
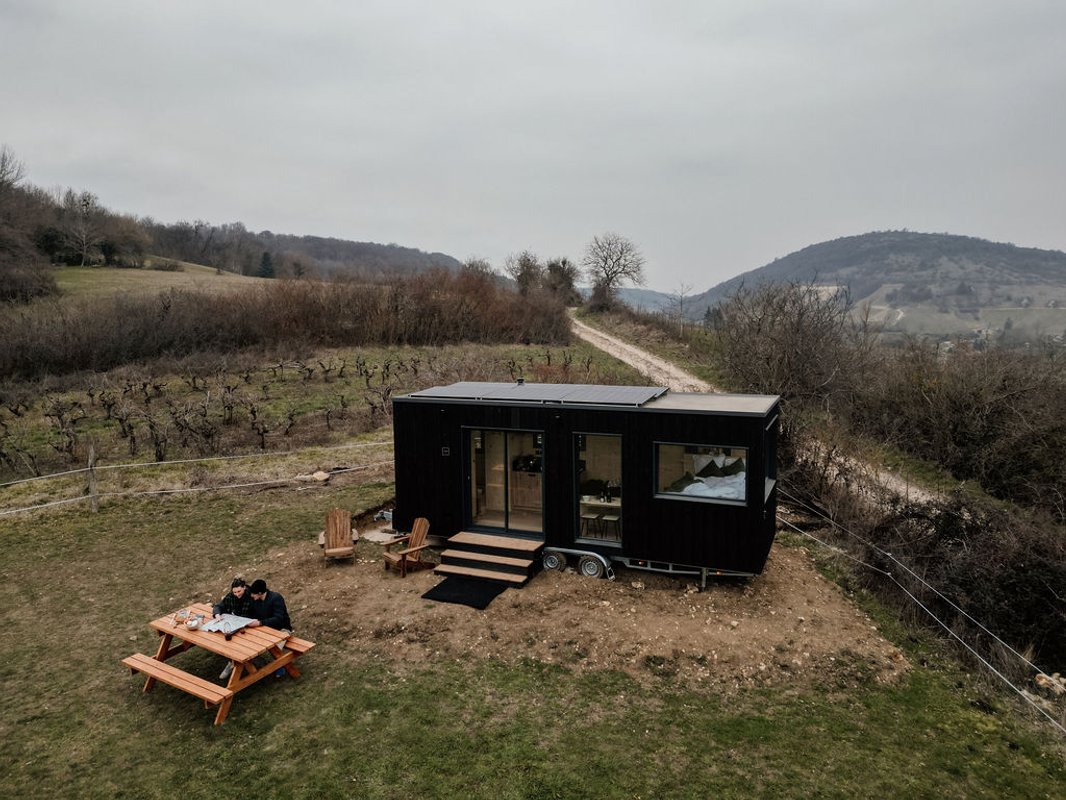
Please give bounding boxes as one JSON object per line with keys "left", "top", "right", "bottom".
{"left": 392, "top": 381, "right": 780, "bottom": 584}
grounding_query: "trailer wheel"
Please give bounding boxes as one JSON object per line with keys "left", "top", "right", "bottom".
{"left": 542, "top": 550, "right": 567, "bottom": 571}
{"left": 578, "top": 555, "right": 606, "bottom": 579}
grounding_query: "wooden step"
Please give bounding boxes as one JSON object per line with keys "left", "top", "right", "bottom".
{"left": 434, "top": 564, "right": 529, "bottom": 584}
{"left": 448, "top": 531, "right": 542, "bottom": 552}
{"left": 440, "top": 549, "right": 532, "bottom": 569}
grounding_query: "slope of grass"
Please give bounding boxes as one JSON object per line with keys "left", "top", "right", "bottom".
{"left": 52, "top": 261, "right": 267, "bottom": 298}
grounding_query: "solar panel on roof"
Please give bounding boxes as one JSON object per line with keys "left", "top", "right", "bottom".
{"left": 562, "top": 385, "right": 667, "bottom": 405}
{"left": 406, "top": 382, "right": 667, "bottom": 407}
{"left": 411, "top": 382, "right": 501, "bottom": 399}
{"left": 488, "top": 383, "right": 574, "bottom": 401}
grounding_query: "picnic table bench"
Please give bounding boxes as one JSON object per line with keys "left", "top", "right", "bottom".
{"left": 123, "top": 653, "right": 233, "bottom": 708}
{"left": 123, "top": 602, "right": 315, "bottom": 725}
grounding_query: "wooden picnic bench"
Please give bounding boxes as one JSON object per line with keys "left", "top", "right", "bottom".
{"left": 123, "top": 602, "right": 315, "bottom": 725}
{"left": 123, "top": 653, "right": 233, "bottom": 709}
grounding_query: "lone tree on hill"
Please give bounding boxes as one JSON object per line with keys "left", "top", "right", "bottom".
{"left": 581, "top": 232, "right": 646, "bottom": 302}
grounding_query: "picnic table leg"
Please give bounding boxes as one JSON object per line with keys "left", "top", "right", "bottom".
{"left": 269, "top": 644, "right": 301, "bottom": 678}
{"left": 143, "top": 632, "right": 174, "bottom": 693}
{"left": 213, "top": 695, "right": 234, "bottom": 725}
{"left": 213, "top": 662, "right": 246, "bottom": 725}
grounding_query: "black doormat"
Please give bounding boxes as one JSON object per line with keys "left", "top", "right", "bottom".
{"left": 422, "top": 576, "right": 510, "bottom": 609}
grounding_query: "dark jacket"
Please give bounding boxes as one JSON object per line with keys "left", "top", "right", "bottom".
{"left": 212, "top": 591, "right": 253, "bottom": 618}
{"left": 252, "top": 590, "right": 292, "bottom": 631}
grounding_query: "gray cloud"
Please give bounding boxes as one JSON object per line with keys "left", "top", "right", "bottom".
{"left": 3, "top": 0, "right": 1064, "bottom": 290}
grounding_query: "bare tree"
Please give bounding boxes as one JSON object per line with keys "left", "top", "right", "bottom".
{"left": 581, "top": 232, "right": 646, "bottom": 301}
{"left": 668, "top": 281, "right": 694, "bottom": 338}
{"left": 60, "top": 189, "right": 104, "bottom": 266}
{"left": 0, "top": 144, "right": 26, "bottom": 206}
{"left": 715, "top": 281, "right": 878, "bottom": 419}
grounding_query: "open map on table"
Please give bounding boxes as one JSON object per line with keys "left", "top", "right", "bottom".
{"left": 199, "top": 614, "right": 257, "bottom": 635}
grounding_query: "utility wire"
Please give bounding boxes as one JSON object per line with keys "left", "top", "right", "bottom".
{"left": 778, "top": 493, "right": 1066, "bottom": 736}
{"left": 0, "top": 439, "right": 393, "bottom": 489}
{"left": 0, "top": 460, "right": 394, "bottom": 517}
{"left": 779, "top": 483, "right": 1046, "bottom": 676}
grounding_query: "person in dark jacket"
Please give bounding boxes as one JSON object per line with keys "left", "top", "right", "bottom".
{"left": 248, "top": 579, "right": 292, "bottom": 631}
{"left": 212, "top": 577, "right": 252, "bottom": 618}
{"left": 214, "top": 577, "right": 252, "bottom": 681}
{"left": 248, "top": 578, "right": 293, "bottom": 678}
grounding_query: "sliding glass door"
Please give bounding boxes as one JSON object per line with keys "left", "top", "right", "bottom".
{"left": 469, "top": 429, "right": 543, "bottom": 535}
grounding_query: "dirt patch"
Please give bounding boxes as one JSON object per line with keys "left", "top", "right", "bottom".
{"left": 239, "top": 534, "right": 908, "bottom": 695}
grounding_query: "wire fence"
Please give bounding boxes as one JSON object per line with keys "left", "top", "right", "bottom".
{"left": 777, "top": 485, "right": 1066, "bottom": 737}
{"left": 0, "top": 442, "right": 395, "bottom": 518}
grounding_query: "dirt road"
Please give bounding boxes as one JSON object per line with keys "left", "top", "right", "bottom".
{"left": 569, "top": 313, "right": 712, "bottom": 392}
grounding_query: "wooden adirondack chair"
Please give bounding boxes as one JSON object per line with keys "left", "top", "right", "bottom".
{"left": 382, "top": 517, "right": 432, "bottom": 577}
{"left": 320, "top": 508, "right": 357, "bottom": 560}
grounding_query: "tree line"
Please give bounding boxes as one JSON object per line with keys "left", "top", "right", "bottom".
{"left": 1, "top": 144, "right": 652, "bottom": 310}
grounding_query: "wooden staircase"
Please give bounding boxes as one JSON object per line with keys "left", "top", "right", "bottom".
{"left": 435, "top": 531, "right": 543, "bottom": 586}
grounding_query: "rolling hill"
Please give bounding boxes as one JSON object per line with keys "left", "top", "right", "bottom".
{"left": 688, "top": 231, "right": 1066, "bottom": 339}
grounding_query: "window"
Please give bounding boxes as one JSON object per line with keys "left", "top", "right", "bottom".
{"left": 575, "top": 433, "right": 622, "bottom": 544}
{"left": 655, "top": 443, "right": 747, "bottom": 503}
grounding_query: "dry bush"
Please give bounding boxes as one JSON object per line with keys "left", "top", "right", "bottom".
{"left": 0, "top": 271, "right": 571, "bottom": 380}
{"left": 849, "top": 342, "right": 1066, "bottom": 521}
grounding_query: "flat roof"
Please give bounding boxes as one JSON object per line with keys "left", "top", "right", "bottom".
{"left": 398, "top": 382, "right": 779, "bottom": 415}
{"left": 643, "top": 391, "right": 779, "bottom": 415}
{"left": 406, "top": 382, "right": 667, "bottom": 406}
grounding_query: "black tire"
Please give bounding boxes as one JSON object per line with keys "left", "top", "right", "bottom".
{"left": 578, "top": 555, "right": 606, "bottom": 579}
{"left": 543, "top": 550, "right": 567, "bottom": 571}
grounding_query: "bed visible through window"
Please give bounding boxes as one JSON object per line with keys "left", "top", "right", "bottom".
{"left": 655, "top": 443, "right": 747, "bottom": 504}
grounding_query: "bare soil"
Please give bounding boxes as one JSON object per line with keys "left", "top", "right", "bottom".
{"left": 241, "top": 523, "right": 908, "bottom": 695}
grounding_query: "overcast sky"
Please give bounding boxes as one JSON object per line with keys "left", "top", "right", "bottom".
{"left": 3, "top": 1, "right": 1064, "bottom": 291}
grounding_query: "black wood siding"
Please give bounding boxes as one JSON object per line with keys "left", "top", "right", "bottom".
{"left": 393, "top": 397, "right": 779, "bottom": 575}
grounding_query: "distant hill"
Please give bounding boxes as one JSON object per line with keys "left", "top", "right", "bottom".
{"left": 579, "top": 286, "right": 674, "bottom": 311}
{"left": 688, "top": 231, "right": 1066, "bottom": 339}
{"left": 258, "top": 232, "right": 461, "bottom": 277}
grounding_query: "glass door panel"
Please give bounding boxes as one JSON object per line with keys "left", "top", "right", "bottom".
{"left": 575, "top": 433, "right": 622, "bottom": 544}
{"left": 507, "top": 431, "right": 543, "bottom": 533}
{"left": 468, "top": 429, "right": 543, "bottom": 535}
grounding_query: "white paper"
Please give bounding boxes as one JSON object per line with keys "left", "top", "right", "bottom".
{"left": 199, "top": 613, "right": 257, "bottom": 634}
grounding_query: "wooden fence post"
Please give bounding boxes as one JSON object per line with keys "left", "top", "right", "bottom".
{"left": 88, "top": 445, "right": 98, "bottom": 513}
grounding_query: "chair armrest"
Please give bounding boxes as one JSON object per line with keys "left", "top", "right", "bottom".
{"left": 383, "top": 534, "right": 412, "bottom": 552}
{"left": 397, "top": 543, "right": 431, "bottom": 557}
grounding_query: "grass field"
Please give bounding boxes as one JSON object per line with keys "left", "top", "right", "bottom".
{"left": 0, "top": 472, "right": 1063, "bottom": 799}
{"left": 50, "top": 261, "right": 268, "bottom": 298}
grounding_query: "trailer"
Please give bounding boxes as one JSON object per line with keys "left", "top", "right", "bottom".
{"left": 392, "top": 381, "right": 780, "bottom": 584}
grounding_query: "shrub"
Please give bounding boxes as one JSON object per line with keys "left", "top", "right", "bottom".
{"left": 0, "top": 272, "right": 570, "bottom": 380}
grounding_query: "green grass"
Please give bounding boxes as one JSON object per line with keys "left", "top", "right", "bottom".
{"left": 0, "top": 483, "right": 1063, "bottom": 799}
{"left": 51, "top": 262, "right": 268, "bottom": 298}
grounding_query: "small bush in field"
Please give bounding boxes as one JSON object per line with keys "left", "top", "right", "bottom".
{"left": 149, "top": 259, "right": 183, "bottom": 272}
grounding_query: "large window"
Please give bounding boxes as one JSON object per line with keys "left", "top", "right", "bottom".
{"left": 656, "top": 443, "right": 747, "bottom": 503}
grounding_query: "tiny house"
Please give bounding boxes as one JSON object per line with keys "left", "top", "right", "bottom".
{"left": 392, "top": 381, "right": 781, "bottom": 583}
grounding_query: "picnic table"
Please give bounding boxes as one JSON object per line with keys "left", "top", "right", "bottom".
{"left": 123, "top": 601, "right": 315, "bottom": 725}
